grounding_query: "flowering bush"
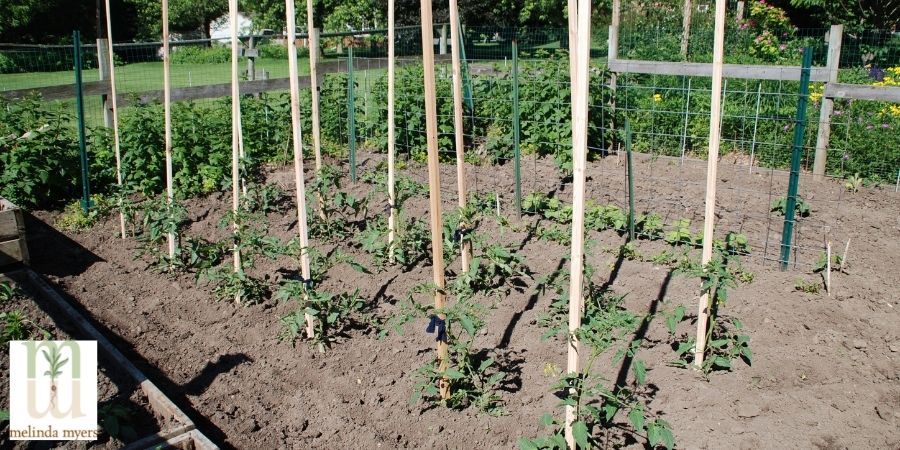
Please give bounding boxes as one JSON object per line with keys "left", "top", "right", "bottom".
{"left": 742, "top": 1, "right": 801, "bottom": 63}
{"left": 873, "top": 67, "right": 900, "bottom": 117}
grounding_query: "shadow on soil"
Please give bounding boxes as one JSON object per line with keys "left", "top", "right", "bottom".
{"left": 17, "top": 226, "right": 236, "bottom": 449}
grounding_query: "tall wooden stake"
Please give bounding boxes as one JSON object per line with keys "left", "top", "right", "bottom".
{"left": 161, "top": 0, "right": 175, "bottom": 260}
{"left": 420, "top": 0, "right": 450, "bottom": 400}
{"left": 103, "top": 0, "right": 125, "bottom": 239}
{"left": 286, "top": 0, "right": 316, "bottom": 338}
{"left": 229, "top": 0, "right": 243, "bottom": 303}
{"left": 387, "top": 0, "right": 397, "bottom": 260}
{"left": 681, "top": 0, "right": 693, "bottom": 60}
{"left": 306, "top": 0, "right": 325, "bottom": 217}
{"left": 449, "top": 0, "right": 470, "bottom": 273}
{"left": 565, "top": 0, "right": 591, "bottom": 447}
{"left": 693, "top": 0, "right": 727, "bottom": 369}
{"left": 825, "top": 241, "right": 832, "bottom": 295}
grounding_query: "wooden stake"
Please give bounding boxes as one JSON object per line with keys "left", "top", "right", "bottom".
{"left": 813, "top": 25, "right": 843, "bottom": 179}
{"left": 387, "top": 0, "right": 397, "bottom": 261}
{"left": 286, "top": 0, "right": 316, "bottom": 338}
{"left": 229, "top": 0, "right": 243, "bottom": 303}
{"left": 419, "top": 0, "right": 449, "bottom": 400}
{"left": 103, "top": 0, "right": 126, "bottom": 239}
{"left": 681, "top": 0, "right": 693, "bottom": 60}
{"left": 449, "top": 0, "right": 470, "bottom": 273}
{"left": 564, "top": 0, "right": 592, "bottom": 447}
{"left": 825, "top": 241, "right": 832, "bottom": 296}
{"left": 840, "top": 238, "right": 850, "bottom": 272}
{"left": 161, "top": 0, "right": 176, "bottom": 260}
{"left": 693, "top": 0, "right": 727, "bottom": 369}
{"left": 306, "top": 0, "right": 325, "bottom": 218}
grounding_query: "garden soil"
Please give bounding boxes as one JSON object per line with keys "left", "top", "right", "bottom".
{"left": 21, "top": 151, "right": 900, "bottom": 449}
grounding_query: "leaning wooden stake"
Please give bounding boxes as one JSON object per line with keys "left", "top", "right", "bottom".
{"left": 825, "top": 241, "right": 832, "bottom": 296}
{"left": 693, "top": 0, "right": 727, "bottom": 369}
{"left": 306, "top": 0, "right": 325, "bottom": 218}
{"left": 286, "top": 0, "right": 316, "bottom": 338}
{"left": 449, "top": 0, "right": 470, "bottom": 273}
{"left": 420, "top": 0, "right": 450, "bottom": 400}
{"left": 103, "top": 0, "right": 126, "bottom": 239}
{"left": 229, "top": 0, "right": 243, "bottom": 303}
{"left": 161, "top": 0, "right": 176, "bottom": 260}
{"left": 840, "top": 238, "right": 850, "bottom": 272}
{"left": 564, "top": 0, "right": 592, "bottom": 447}
{"left": 387, "top": 0, "right": 397, "bottom": 260}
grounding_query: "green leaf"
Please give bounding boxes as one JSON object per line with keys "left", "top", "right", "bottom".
{"left": 0, "top": 409, "right": 8, "bottom": 421}
{"left": 713, "top": 356, "right": 732, "bottom": 369}
{"left": 518, "top": 438, "right": 541, "bottom": 450}
{"left": 633, "top": 360, "right": 647, "bottom": 385}
{"left": 444, "top": 367, "right": 464, "bottom": 380}
{"left": 628, "top": 406, "right": 646, "bottom": 431}
{"left": 539, "top": 413, "right": 554, "bottom": 427}
{"left": 478, "top": 358, "right": 495, "bottom": 373}
{"left": 571, "top": 420, "right": 590, "bottom": 449}
{"left": 459, "top": 315, "right": 476, "bottom": 337}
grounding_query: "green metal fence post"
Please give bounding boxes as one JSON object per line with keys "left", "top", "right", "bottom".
{"left": 779, "top": 47, "right": 813, "bottom": 270}
{"left": 512, "top": 39, "right": 522, "bottom": 216}
{"left": 625, "top": 118, "right": 635, "bottom": 242}
{"left": 73, "top": 30, "right": 92, "bottom": 213}
{"left": 347, "top": 45, "right": 357, "bottom": 182}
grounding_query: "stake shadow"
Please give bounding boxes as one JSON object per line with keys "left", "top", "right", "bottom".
{"left": 183, "top": 353, "right": 253, "bottom": 396}
{"left": 498, "top": 257, "right": 567, "bottom": 349}
{"left": 598, "top": 250, "right": 626, "bottom": 293}
{"left": 613, "top": 269, "right": 674, "bottom": 391}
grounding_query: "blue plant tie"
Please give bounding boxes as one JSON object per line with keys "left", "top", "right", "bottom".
{"left": 426, "top": 316, "right": 447, "bottom": 343}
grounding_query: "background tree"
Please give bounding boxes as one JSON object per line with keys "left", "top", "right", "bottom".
{"left": 789, "top": 0, "right": 899, "bottom": 32}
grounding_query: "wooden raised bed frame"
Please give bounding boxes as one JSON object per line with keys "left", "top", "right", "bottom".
{"left": 0, "top": 197, "right": 30, "bottom": 268}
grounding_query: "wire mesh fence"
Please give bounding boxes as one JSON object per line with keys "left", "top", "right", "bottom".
{"left": 1, "top": 22, "right": 898, "bottom": 270}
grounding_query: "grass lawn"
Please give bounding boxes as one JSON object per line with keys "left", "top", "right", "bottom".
{"left": 0, "top": 58, "right": 312, "bottom": 93}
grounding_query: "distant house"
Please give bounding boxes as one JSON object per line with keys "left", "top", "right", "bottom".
{"left": 210, "top": 12, "right": 253, "bottom": 42}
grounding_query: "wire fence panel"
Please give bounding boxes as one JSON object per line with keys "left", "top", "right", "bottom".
{"left": 1, "top": 23, "right": 899, "bottom": 267}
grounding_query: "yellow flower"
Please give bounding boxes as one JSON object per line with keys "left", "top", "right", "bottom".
{"left": 653, "top": 93, "right": 662, "bottom": 103}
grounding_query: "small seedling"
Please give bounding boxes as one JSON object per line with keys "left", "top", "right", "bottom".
{"left": 665, "top": 218, "right": 698, "bottom": 247}
{"left": 844, "top": 173, "right": 863, "bottom": 193}
{"left": 813, "top": 251, "right": 844, "bottom": 273}
{"left": 794, "top": 278, "right": 821, "bottom": 294}
{"left": 771, "top": 197, "right": 811, "bottom": 217}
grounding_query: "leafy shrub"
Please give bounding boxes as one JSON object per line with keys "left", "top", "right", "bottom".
{"left": 170, "top": 45, "right": 232, "bottom": 64}
{"left": 0, "top": 95, "right": 81, "bottom": 208}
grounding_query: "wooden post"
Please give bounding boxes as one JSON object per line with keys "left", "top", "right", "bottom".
{"left": 440, "top": 24, "right": 448, "bottom": 55}
{"left": 96, "top": 40, "right": 114, "bottom": 127}
{"left": 840, "top": 238, "right": 849, "bottom": 272}
{"left": 736, "top": 1, "right": 745, "bottom": 21}
{"left": 229, "top": 0, "right": 243, "bottom": 303}
{"left": 693, "top": 0, "right": 727, "bottom": 369}
{"left": 681, "top": 0, "right": 693, "bottom": 60}
{"left": 420, "top": 0, "right": 450, "bottom": 400}
{"left": 306, "top": 1, "right": 323, "bottom": 179}
{"left": 813, "top": 25, "right": 843, "bottom": 179}
{"left": 161, "top": 0, "right": 176, "bottom": 261}
{"left": 387, "top": 0, "right": 397, "bottom": 261}
{"left": 247, "top": 36, "right": 255, "bottom": 81}
{"left": 449, "top": 0, "right": 470, "bottom": 273}
{"left": 286, "top": 0, "right": 316, "bottom": 338}
{"left": 825, "top": 241, "right": 832, "bottom": 295}
{"left": 564, "top": 0, "right": 592, "bottom": 447}
{"left": 608, "top": 0, "right": 621, "bottom": 153}
{"left": 103, "top": 0, "right": 126, "bottom": 239}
